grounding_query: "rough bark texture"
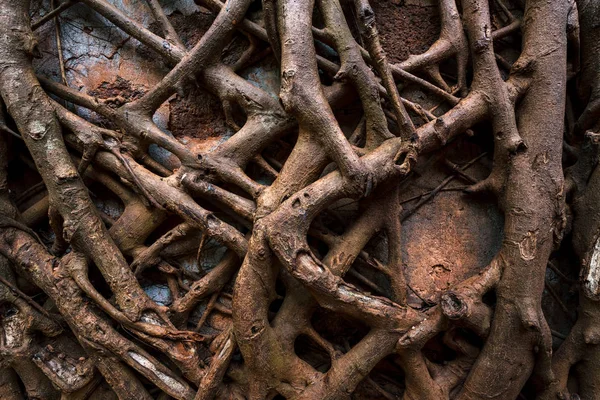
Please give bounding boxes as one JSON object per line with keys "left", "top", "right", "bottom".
{"left": 0, "top": 0, "right": 593, "bottom": 399}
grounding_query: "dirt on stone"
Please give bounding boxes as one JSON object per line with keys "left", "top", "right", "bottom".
{"left": 165, "top": 10, "right": 230, "bottom": 140}
{"left": 168, "top": 85, "right": 228, "bottom": 139}
{"left": 371, "top": 1, "right": 440, "bottom": 63}
{"left": 88, "top": 76, "right": 148, "bottom": 107}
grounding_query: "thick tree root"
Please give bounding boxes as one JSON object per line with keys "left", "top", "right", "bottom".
{"left": 0, "top": 0, "right": 591, "bottom": 398}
